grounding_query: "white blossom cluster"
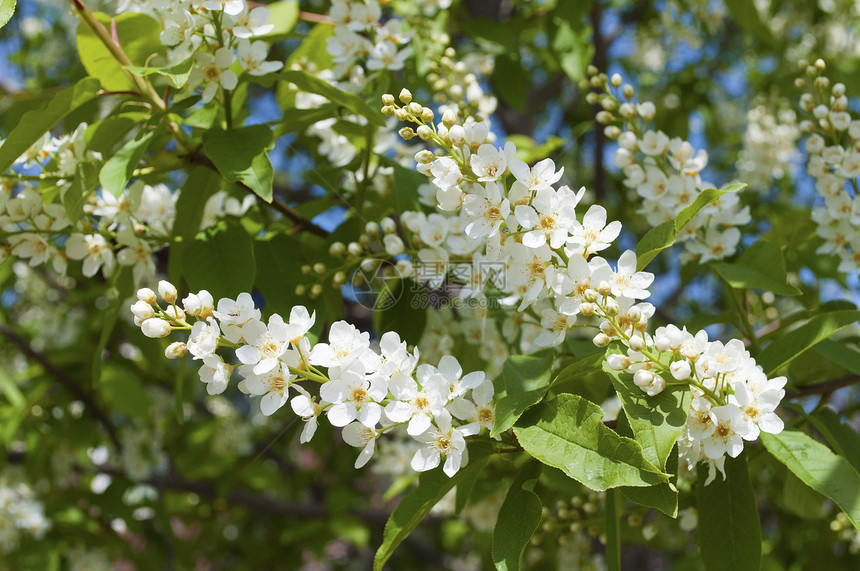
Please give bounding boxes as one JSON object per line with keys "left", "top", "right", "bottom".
{"left": 586, "top": 70, "right": 750, "bottom": 263}
{"left": 383, "top": 87, "right": 785, "bottom": 481}
{"left": 120, "top": 0, "right": 283, "bottom": 103}
{"left": 606, "top": 324, "right": 786, "bottom": 482}
{"left": 381, "top": 89, "right": 653, "bottom": 349}
{"left": 130, "top": 280, "right": 496, "bottom": 477}
{"left": 737, "top": 104, "right": 800, "bottom": 191}
{"left": 2, "top": 126, "right": 253, "bottom": 284}
{"left": 327, "top": 0, "right": 412, "bottom": 75}
{"left": 0, "top": 472, "right": 51, "bottom": 553}
{"left": 796, "top": 59, "right": 860, "bottom": 275}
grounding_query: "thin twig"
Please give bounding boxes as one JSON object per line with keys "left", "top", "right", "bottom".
{"left": 0, "top": 323, "right": 123, "bottom": 451}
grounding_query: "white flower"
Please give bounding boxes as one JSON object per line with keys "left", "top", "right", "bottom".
{"left": 509, "top": 157, "right": 563, "bottom": 192}
{"left": 610, "top": 250, "right": 653, "bottom": 299}
{"left": 410, "top": 414, "right": 475, "bottom": 477}
{"left": 193, "top": 48, "right": 238, "bottom": 103}
{"left": 639, "top": 130, "right": 669, "bottom": 155}
{"left": 463, "top": 181, "right": 510, "bottom": 239}
{"left": 236, "top": 39, "right": 283, "bottom": 76}
{"left": 182, "top": 290, "right": 214, "bottom": 317}
{"left": 342, "top": 422, "right": 379, "bottom": 468}
{"left": 202, "top": 0, "right": 246, "bottom": 16}
{"left": 702, "top": 405, "right": 748, "bottom": 460}
{"left": 309, "top": 321, "right": 374, "bottom": 373}
{"left": 290, "top": 388, "right": 322, "bottom": 443}
{"left": 198, "top": 355, "right": 233, "bottom": 395}
{"left": 66, "top": 234, "right": 115, "bottom": 278}
{"left": 384, "top": 369, "right": 447, "bottom": 436}
{"left": 187, "top": 317, "right": 221, "bottom": 360}
{"left": 566, "top": 205, "right": 622, "bottom": 256}
{"left": 241, "top": 357, "right": 299, "bottom": 416}
{"left": 230, "top": 6, "right": 273, "bottom": 38}
{"left": 235, "top": 315, "right": 292, "bottom": 375}
{"left": 212, "top": 292, "right": 261, "bottom": 342}
{"left": 469, "top": 143, "right": 509, "bottom": 182}
{"left": 320, "top": 368, "right": 386, "bottom": 428}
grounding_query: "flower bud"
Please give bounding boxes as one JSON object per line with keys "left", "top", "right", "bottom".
{"left": 398, "top": 126, "right": 415, "bottom": 140}
{"left": 158, "top": 280, "right": 177, "bottom": 304}
{"left": 380, "top": 217, "right": 397, "bottom": 234}
{"left": 309, "top": 284, "right": 323, "bottom": 299}
{"left": 347, "top": 242, "right": 362, "bottom": 256}
{"left": 313, "top": 262, "right": 326, "bottom": 275}
{"left": 329, "top": 241, "right": 346, "bottom": 257}
{"left": 670, "top": 360, "right": 691, "bottom": 380}
{"left": 592, "top": 333, "right": 610, "bottom": 347}
{"left": 394, "top": 108, "right": 408, "bottom": 121}
{"left": 137, "top": 288, "right": 157, "bottom": 305}
{"left": 381, "top": 93, "right": 395, "bottom": 106}
{"left": 627, "top": 335, "right": 645, "bottom": 352}
{"left": 164, "top": 305, "right": 185, "bottom": 321}
{"left": 416, "top": 125, "right": 433, "bottom": 140}
{"left": 610, "top": 73, "right": 622, "bottom": 87}
{"left": 165, "top": 342, "right": 188, "bottom": 359}
{"left": 603, "top": 299, "right": 619, "bottom": 316}
{"left": 141, "top": 318, "right": 171, "bottom": 338}
{"left": 583, "top": 289, "right": 599, "bottom": 303}
{"left": 633, "top": 368, "right": 654, "bottom": 388}
{"left": 622, "top": 84, "right": 635, "bottom": 99}
{"left": 421, "top": 107, "right": 434, "bottom": 122}
{"left": 130, "top": 300, "right": 155, "bottom": 321}
{"left": 381, "top": 105, "right": 395, "bottom": 116}
{"left": 407, "top": 102, "right": 423, "bottom": 116}
{"left": 579, "top": 302, "right": 596, "bottom": 317}
{"left": 442, "top": 109, "right": 457, "bottom": 128}
{"left": 606, "top": 353, "right": 629, "bottom": 370}
{"left": 597, "top": 281, "right": 612, "bottom": 296}
{"left": 448, "top": 125, "right": 466, "bottom": 145}
{"left": 398, "top": 88, "right": 412, "bottom": 103}
{"left": 384, "top": 234, "right": 405, "bottom": 255}
{"left": 332, "top": 271, "right": 346, "bottom": 286}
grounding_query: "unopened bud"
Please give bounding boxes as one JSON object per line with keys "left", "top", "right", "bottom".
{"left": 309, "top": 284, "right": 323, "bottom": 299}
{"left": 394, "top": 108, "right": 408, "bottom": 121}
{"left": 398, "top": 88, "right": 412, "bottom": 103}
{"left": 421, "top": 107, "right": 434, "bottom": 122}
{"left": 399, "top": 126, "right": 415, "bottom": 140}
{"left": 165, "top": 342, "right": 188, "bottom": 359}
{"left": 610, "top": 73, "right": 622, "bottom": 87}
{"left": 407, "top": 102, "right": 423, "bottom": 116}
{"left": 137, "top": 288, "right": 157, "bottom": 305}
{"left": 416, "top": 125, "right": 432, "bottom": 140}
{"left": 381, "top": 105, "right": 395, "bottom": 116}
{"left": 130, "top": 300, "right": 155, "bottom": 321}
{"left": 622, "top": 84, "right": 635, "bottom": 99}
{"left": 313, "top": 262, "right": 326, "bottom": 275}
{"left": 329, "top": 241, "right": 346, "bottom": 257}
{"left": 593, "top": 333, "right": 610, "bottom": 347}
{"left": 670, "top": 360, "right": 692, "bottom": 380}
{"left": 597, "top": 281, "right": 612, "bottom": 296}
{"left": 347, "top": 242, "right": 362, "bottom": 256}
{"left": 141, "top": 318, "right": 171, "bottom": 339}
{"left": 381, "top": 93, "right": 395, "bottom": 106}
{"left": 157, "top": 280, "right": 177, "bottom": 304}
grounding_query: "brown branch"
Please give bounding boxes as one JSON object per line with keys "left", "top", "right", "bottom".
{"left": 786, "top": 375, "right": 860, "bottom": 400}
{"left": 186, "top": 150, "right": 330, "bottom": 237}
{"left": 298, "top": 11, "right": 334, "bottom": 25}
{"left": 0, "top": 323, "right": 123, "bottom": 451}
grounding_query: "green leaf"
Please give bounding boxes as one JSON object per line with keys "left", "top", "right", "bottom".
{"left": 635, "top": 183, "right": 746, "bottom": 270}
{"left": 99, "top": 129, "right": 155, "bottom": 197}
{"left": 274, "top": 103, "right": 339, "bottom": 138}
{"left": 126, "top": 56, "right": 195, "bottom": 89}
{"left": 373, "top": 442, "right": 492, "bottom": 571}
{"left": 0, "top": 77, "right": 101, "bottom": 172}
{"left": 492, "top": 461, "right": 542, "bottom": 571}
{"left": 810, "top": 407, "right": 860, "bottom": 475}
{"left": 513, "top": 393, "right": 668, "bottom": 490}
{"left": 84, "top": 114, "right": 143, "bottom": 154}
{"left": 168, "top": 166, "right": 222, "bottom": 283}
{"left": 274, "top": 70, "right": 385, "bottom": 127}
{"left": 551, "top": 19, "right": 593, "bottom": 83}
{"left": 713, "top": 239, "right": 801, "bottom": 296}
{"left": 762, "top": 429, "right": 860, "bottom": 532}
{"left": 505, "top": 135, "right": 566, "bottom": 164}
{"left": 255, "top": 0, "right": 299, "bottom": 41}
{"left": 371, "top": 278, "right": 427, "bottom": 346}
{"left": 603, "top": 348, "right": 691, "bottom": 469}
{"left": 76, "top": 12, "right": 166, "bottom": 91}
{"left": 812, "top": 338, "right": 860, "bottom": 376}
{"left": 202, "top": 125, "right": 274, "bottom": 202}
{"left": 491, "top": 351, "right": 554, "bottom": 437}
{"left": 622, "top": 482, "right": 679, "bottom": 517}
{"left": 182, "top": 220, "right": 256, "bottom": 300}
{"left": 0, "top": 0, "right": 16, "bottom": 30}
{"left": 756, "top": 309, "right": 860, "bottom": 375}
{"left": 782, "top": 469, "right": 826, "bottom": 519}
{"left": 93, "top": 266, "right": 134, "bottom": 384}
{"left": 723, "top": 0, "right": 775, "bottom": 46}
{"left": 63, "top": 161, "right": 100, "bottom": 224}
{"left": 492, "top": 55, "right": 529, "bottom": 111}
{"left": 696, "top": 454, "right": 761, "bottom": 571}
